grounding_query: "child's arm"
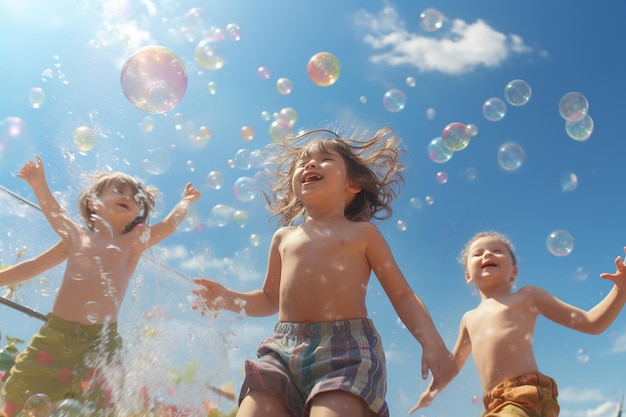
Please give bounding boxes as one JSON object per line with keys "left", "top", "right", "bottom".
{"left": 364, "top": 224, "right": 457, "bottom": 390}
{"left": 143, "top": 183, "right": 201, "bottom": 248}
{"left": 0, "top": 240, "right": 67, "bottom": 287}
{"left": 18, "top": 156, "right": 79, "bottom": 237}
{"left": 410, "top": 313, "right": 472, "bottom": 413}
{"left": 532, "top": 247, "right": 626, "bottom": 334}
{"left": 192, "top": 229, "right": 282, "bottom": 317}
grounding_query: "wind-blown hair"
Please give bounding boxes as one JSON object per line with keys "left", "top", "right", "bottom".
{"left": 265, "top": 127, "right": 405, "bottom": 227}
{"left": 77, "top": 172, "right": 158, "bottom": 233}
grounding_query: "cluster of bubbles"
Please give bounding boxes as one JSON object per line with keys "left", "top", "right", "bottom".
{"left": 427, "top": 79, "right": 532, "bottom": 178}
{"left": 559, "top": 92, "right": 593, "bottom": 141}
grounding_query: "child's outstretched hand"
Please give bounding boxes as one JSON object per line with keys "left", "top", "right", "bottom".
{"left": 600, "top": 247, "right": 626, "bottom": 290}
{"left": 409, "top": 387, "right": 437, "bottom": 414}
{"left": 192, "top": 278, "right": 228, "bottom": 315}
{"left": 17, "top": 155, "right": 46, "bottom": 186}
{"left": 182, "top": 183, "right": 201, "bottom": 203}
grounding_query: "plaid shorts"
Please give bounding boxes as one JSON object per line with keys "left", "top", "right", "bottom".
{"left": 239, "top": 318, "right": 389, "bottom": 417}
{"left": 483, "top": 373, "right": 560, "bottom": 417}
{"left": 1, "top": 313, "right": 122, "bottom": 416}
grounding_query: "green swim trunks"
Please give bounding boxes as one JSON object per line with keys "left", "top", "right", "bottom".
{"left": 483, "top": 372, "right": 559, "bottom": 417}
{"left": 1, "top": 313, "right": 122, "bottom": 416}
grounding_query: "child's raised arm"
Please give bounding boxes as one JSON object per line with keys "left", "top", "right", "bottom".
{"left": 18, "top": 156, "right": 78, "bottom": 238}
{"left": 144, "top": 182, "right": 200, "bottom": 248}
{"left": 532, "top": 247, "right": 626, "bottom": 335}
{"left": 0, "top": 240, "right": 67, "bottom": 287}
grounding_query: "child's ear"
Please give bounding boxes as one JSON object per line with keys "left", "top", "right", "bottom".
{"left": 465, "top": 270, "right": 473, "bottom": 284}
{"left": 346, "top": 180, "right": 361, "bottom": 194}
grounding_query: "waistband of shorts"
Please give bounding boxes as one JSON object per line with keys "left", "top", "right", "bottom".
{"left": 485, "top": 372, "right": 558, "bottom": 400}
{"left": 273, "top": 318, "right": 377, "bottom": 337}
{"left": 46, "top": 312, "right": 118, "bottom": 337}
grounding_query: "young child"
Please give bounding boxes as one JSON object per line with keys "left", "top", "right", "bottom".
{"left": 193, "top": 127, "right": 456, "bottom": 417}
{"left": 411, "top": 231, "right": 626, "bottom": 416}
{"left": 0, "top": 155, "right": 200, "bottom": 416}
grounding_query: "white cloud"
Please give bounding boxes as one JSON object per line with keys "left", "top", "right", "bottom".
{"left": 560, "top": 401, "right": 620, "bottom": 417}
{"left": 560, "top": 387, "right": 608, "bottom": 403}
{"left": 355, "top": 5, "right": 532, "bottom": 75}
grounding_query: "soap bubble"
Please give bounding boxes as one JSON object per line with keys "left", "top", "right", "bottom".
{"left": 121, "top": 45, "right": 187, "bottom": 114}
{"left": 209, "top": 204, "right": 232, "bottom": 227}
{"left": 276, "top": 78, "right": 293, "bottom": 95}
{"left": 240, "top": 126, "right": 254, "bottom": 141}
{"left": 419, "top": 8, "right": 444, "bottom": 32}
{"left": 257, "top": 66, "right": 271, "bottom": 80}
{"left": 546, "top": 230, "right": 574, "bottom": 257}
{"left": 436, "top": 171, "right": 448, "bottom": 184}
{"left": 28, "top": 87, "right": 46, "bottom": 109}
{"left": 23, "top": 393, "right": 52, "bottom": 417}
{"left": 576, "top": 348, "right": 590, "bottom": 364}
{"left": 441, "top": 122, "right": 470, "bottom": 151}
{"left": 72, "top": 126, "right": 96, "bottom": 152}
{"left": 559, "top": 92, "right": 588, "bottom": 121}
{"left": 142, "top": 148, "right": 171, "bottom": 175}
{"left": 565, "top": 114, "right": 593, "bottom": 141}
{"left": 497, "top": 142, "right": 525, "bottom": 171}
{"left": 483, "top": 97, "right": 507, "bottom": 121}
{"left": 233, "top": 176, "right": 257, "bottom": 202}
{"left": 195, "top": 39, "right": 225, "bottom": 71}
{"left": 382, "top": 89, "right": 406, "bottom": 112}
{"left": 226, "top": 23, "right": 241, "bottom": 41}
{"left": 206, "top": 171, "right": 223, "bottom": 190}
{"left": 427, "top": 136, "right": 454, "bottom": 163}
{"left": 307, "top": 52, "right": 340, "bottom": 87}
{"left": 504, "top": 79, "right": 532, "bottom": 106}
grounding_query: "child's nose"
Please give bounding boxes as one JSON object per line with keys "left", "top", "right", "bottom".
{"left": 304, "top": 159, "right": 318, "bottom": 169}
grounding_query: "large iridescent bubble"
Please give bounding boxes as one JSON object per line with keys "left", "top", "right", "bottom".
{"left": 307, "top": 52, "right": 341, "bottom": 87}
{"left": 121, "top": 46, "right": 187, "bottom": 114}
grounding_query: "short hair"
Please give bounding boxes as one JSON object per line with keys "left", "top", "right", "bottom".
{"left": 265, "top": 127, "right": 405, "bottom": 227}
{"left": 77, "top": 172, "right": 158, "bottom": 233}
{"left": 459, "top": 231, "right": 517, "bottom": 270}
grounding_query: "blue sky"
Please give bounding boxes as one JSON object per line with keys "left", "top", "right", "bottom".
{"left": 1, "top": 0, "right": 625, "bottom": 416}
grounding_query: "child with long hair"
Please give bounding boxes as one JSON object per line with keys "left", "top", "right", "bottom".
{"left": 194, "top": 127, "right": 456, "bottom": 417}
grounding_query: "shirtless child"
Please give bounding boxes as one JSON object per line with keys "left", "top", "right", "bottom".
{"left": 194, "top": 127, "right": 456, "bottom": 417}
{"left": 0, "top": 155, "right": 200, "bottom": 416}
{"left": 412, "top": 231, "right": 626, "bottom": 416}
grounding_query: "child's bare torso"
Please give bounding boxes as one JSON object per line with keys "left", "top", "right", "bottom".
{"left": 276, "top": 220, "right": 373, "bottom": 323}
{"left": 465, "top": 289, "right": 540, "bottom": 392}
{"left": 52, "top": 230, "right": 143, "bottom": 325}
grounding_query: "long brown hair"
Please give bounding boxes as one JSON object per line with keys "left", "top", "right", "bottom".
{"left": 266, "top": 127, "right": 405, "bottom": 227}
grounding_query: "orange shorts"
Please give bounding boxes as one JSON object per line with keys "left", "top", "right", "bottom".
{"left": 483, "top": 373, "right": 559, "bottom": 417}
